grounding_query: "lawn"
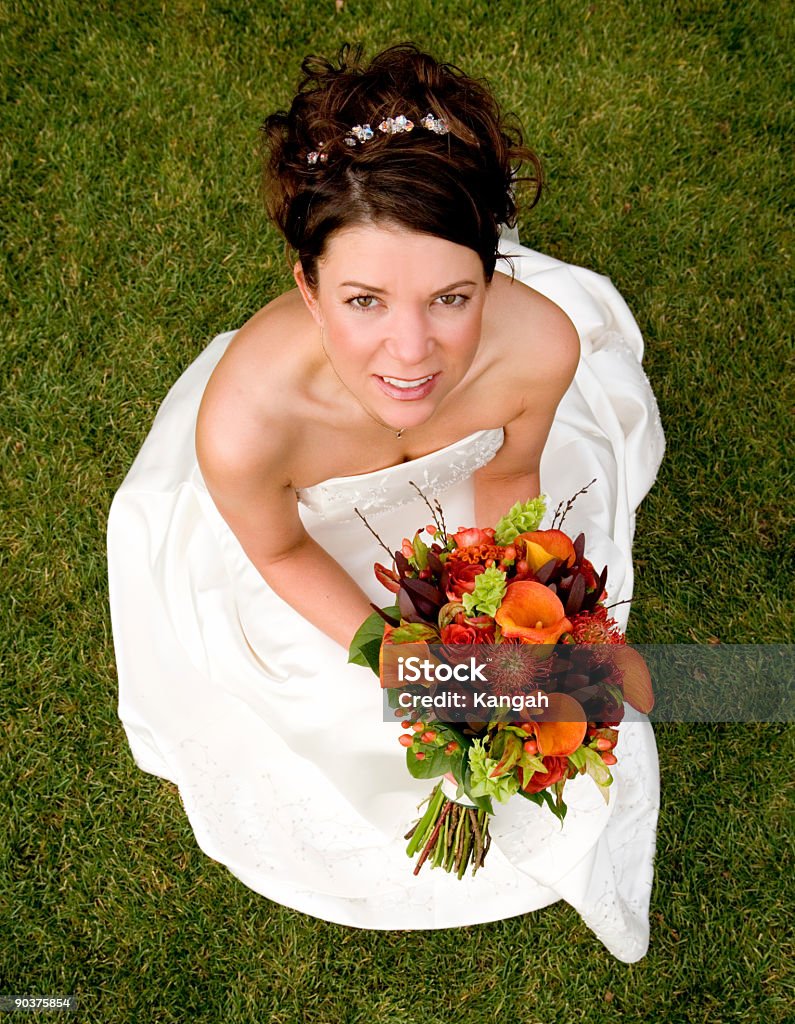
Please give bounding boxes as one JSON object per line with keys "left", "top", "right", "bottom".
{"left": 1, "top": 1, "right": 792, "bottom": 1021}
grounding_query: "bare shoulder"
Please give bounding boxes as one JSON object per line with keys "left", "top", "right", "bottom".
{"left": 486, "top": 270, "right": 581, "bottom": 395}
{"left": 196, "top": 288, "right": 314, "bottom": 489}
{"left": 471, "top": 270, "right": 582, "bottom": 487}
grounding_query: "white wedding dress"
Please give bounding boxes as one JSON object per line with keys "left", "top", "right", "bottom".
{"left": 108, "top": 233, "right": 665, "bottom": 962}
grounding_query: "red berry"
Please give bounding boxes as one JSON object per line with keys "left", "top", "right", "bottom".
{"left": 420, "top": 731, "right": 437, "bottom": 743}
{"left": 401, "top": 720, "right": 412, "bottom": 730}
{"left": 415, "top": 751, "right": 426, "bottom": 760}
{"left": 523, "top": 739, "right": 538, "bottom": 756}
{"left": 398, "top": 735, "right": 413, "bottom": 748}
{"left": 444, "top": 742, "right": 459, "bottom": 754}
{"left": 600, "top": 752, "right": 617, "bottom": 765}
{"left": 595, "top": 737, "right": 613, "bottom": 751}
{"left": 412, "top": 721, "right": 425, "bottom": 733}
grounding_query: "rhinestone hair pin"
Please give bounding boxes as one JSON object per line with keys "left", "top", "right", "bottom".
{"left": 419, "top": 113, "right": 449, "bottom": 134}
{"left": 378, "top": 114, "right": 414, "bottom": 135}
{"left": 308, "top": 111, "right": 449, "bottom": 163}
{"left": 306, "top": 141, "right": 327, "bottom": 165}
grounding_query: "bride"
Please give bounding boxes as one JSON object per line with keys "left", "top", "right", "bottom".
{"left": 108, "top": 43, "right": 664, "bottom": 961}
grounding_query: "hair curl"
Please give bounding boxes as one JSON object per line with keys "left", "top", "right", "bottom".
{"left": 260, "top": 42, "right": 542, "bottom": 287}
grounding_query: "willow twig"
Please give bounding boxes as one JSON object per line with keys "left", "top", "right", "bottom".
{"left": 413, "top": 799, "right": 453, "bottom": 875}
{"left": 447, "top": 804, "right": 459, "bottom": 849}
{"left": 408, "top": 481, "right": 448, "bottom": 544}
{"left": 553, "top": 477, "right": 598, "bottom": 532}
{"left": 353, "top": 507, "right": 394, "bottom": 559}
{"left": 469, "top": 808, "right": 484, "bottom": 873}
{"left": 453, "top": 807, "right": 468, "bottom": 873}
{"left": 457, "top": 819, "right": 472, "bottom": 879}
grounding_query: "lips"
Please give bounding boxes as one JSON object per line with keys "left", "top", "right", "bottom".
{"left": 381, "top": 374, "right": 434, "bottom": 389}
{"left": 374, "top": 373, "right": 440, "bottom": 401}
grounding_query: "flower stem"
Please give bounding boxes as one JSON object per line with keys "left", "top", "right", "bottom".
{"left": 413, "top": 800, "right": 452, "bottom": 876}
{"left": 469, "top": 808, "right": 484, "bottom": 873}
{"left": 406, "top": 783, "right": 444, "bottom": 858}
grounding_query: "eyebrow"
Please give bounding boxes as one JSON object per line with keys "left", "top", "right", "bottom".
{"left": 339, "top": 279, "right": 479, "bottom": 295}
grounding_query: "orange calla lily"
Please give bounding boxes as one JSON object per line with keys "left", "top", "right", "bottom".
{"left": 515, "top": 529, "right": 577, "bottom": 571}
{"left": 380, "top": 631, "right": 439, "bottom": 690}
{"left": 530, "top": 692, "right": 588, "bottom": 756}
{"left": 495, "top": 581, "right": 572, "bottom": 644}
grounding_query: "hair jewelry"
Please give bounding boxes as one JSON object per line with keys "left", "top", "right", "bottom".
{"left": 308, "top": 112, "right": 449, "bottom": 163}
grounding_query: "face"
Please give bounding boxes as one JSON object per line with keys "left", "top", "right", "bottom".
{"left": 294, "top": 222, "right": 488, "bottom": 433}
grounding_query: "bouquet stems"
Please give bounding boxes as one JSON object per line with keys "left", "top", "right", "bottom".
{"left": 406, "top": 782, "right": 491, "bottom": 877}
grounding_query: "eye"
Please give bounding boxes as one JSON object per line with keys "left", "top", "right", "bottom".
{"left": 436, "top": 293, "right": 468, "bottom": 307}
{"left": 347, "top": 294, "right": 379, "bottom": 310}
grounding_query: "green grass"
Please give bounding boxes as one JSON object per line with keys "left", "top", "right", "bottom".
{"left": 1, "top": 1, "right": 792, "bottom": 1021}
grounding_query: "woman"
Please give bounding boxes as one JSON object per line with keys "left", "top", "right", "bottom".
{"left": 108, "top": 44, "right": 664, "bottom": 960}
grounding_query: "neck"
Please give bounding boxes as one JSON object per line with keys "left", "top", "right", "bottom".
{"left": 318, "top": 327, "right": 408, "bottom": 439}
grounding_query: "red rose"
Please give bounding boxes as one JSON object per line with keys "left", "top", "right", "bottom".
{"left": 521, "top": 755, "right": 570, "bottom": 793}
{"left": 440, "top": 618, "right": 495, "bottom": 645}
{"left": 445, "top": 561, "right": 485, "bottom": 599}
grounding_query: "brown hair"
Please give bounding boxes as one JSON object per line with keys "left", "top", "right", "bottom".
{"left": 260, "top": 42, "right": 542, "bottom": 288}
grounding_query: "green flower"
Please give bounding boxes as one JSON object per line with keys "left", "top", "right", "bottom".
{"left": 494, "top": 496, "right": 547, "bottom": 544}
{"left": 462, "top": 566, "right": 507, "bottom": 617}
{"left": 468, "top": 739, "right": 520, "bottom": 803}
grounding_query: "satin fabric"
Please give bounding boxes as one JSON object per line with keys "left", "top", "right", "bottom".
{"left": 108, "top": 237, "right": 665, "bottom": 961}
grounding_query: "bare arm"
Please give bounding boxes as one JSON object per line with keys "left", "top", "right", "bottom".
{"left": 196, "top": 397, "right": 374, "bottom": 652}
{"left": 473, "top": 304, "right": 580, "bottom": 528}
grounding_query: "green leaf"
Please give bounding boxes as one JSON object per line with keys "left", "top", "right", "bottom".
{"left": 582, "top": 746, "right": 614, "bottom": 789}
{"left": 517, "top": 788, "right": 544, "bottom": 807}
{"left": 502, "top": 723, "right": 532, "bottom": 739}
{"left": 357, "top": 638, "right": 382, "bottom": 675}
{"left": 391, "top": 622, "right": 440, "bottom": 644}
{"left": 411, "top": 533, "right": 430, "bottom": 570}
{"left": 547, "top": 786, "right": 568, "bottom": 822}
{"left": 494, "top": 496, "right": 548, "bottom": 544}
{"left": 386, "top": 687, "right": 404, "bottom": 710}
{"left": 518, "top": 752, "right": 548, "bottom": 775}
{"left": 490, "top": 732, "right": 523, "bottom": 777}
{"left": 347, "top": 606, "right": 398, "bottom": 672}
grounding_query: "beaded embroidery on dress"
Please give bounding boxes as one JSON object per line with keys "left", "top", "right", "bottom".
{"left": 295, "top": 429, "right": 505, "bottom": 521}
{"left": 108, "top": 237, "right": 664, "bottom": 961}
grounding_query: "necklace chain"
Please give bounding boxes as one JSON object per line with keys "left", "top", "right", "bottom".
{"left": 319, "top": 326, "right": 406, "bottom": 440}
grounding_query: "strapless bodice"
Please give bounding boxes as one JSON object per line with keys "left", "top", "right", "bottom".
{"left": 295, "top": 428, "right": 505, "bottom": 522}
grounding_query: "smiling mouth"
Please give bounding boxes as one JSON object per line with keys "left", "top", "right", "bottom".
{"left": 379, "top": 374, "right": 435, "bottom": 389}
{"left": 373, "top": 372, "right": 441, "bottom": 402}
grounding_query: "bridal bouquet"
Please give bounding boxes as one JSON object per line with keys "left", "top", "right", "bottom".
{"left": 348, "top": 484, "right": 654, "bottom": 878}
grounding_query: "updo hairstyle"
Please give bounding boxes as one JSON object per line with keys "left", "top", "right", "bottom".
{"left": 261, "top": 43, "right": 541, "bottom": 288}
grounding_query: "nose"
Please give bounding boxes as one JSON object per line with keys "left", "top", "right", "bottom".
{"left": 383, "top": 306, "right": 435, "bottom": 367}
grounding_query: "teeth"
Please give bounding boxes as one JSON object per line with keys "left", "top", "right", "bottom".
{"left": 381, "top": 375, "right": 434, "bottom": 389}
